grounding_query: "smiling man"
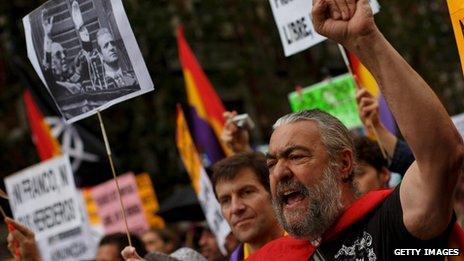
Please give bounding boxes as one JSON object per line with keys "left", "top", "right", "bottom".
{"left": 212, "top": 152, "right": 284, "bottom": 260}
{"left": 248, "top": 0, "right": 464, "bottom": 260}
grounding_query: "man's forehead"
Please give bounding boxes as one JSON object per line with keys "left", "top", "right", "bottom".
{"left": 269, "top": 121, "right": 321, "bottom": 152}
{"left": 98, "top": 33, "right": 113, "bottom": 43}
{"left": 216, "top": 170, "right": 264, "bottom": 193}
{"left": 266, "top": 144, "right": 314, "bottom": 158}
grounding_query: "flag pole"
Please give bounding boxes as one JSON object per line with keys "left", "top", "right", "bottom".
{"left": 337, "top": 44, "right": 389, "bottom": 160}
{"left": 97, "top": 111, "right": 132, "bottom": 247}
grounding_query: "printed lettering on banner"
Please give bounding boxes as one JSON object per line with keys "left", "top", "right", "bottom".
{"left": 269, "top": 0, "right": 380, "bottom": 56}
{"left": 4, "top": 155, "right": 83, "bottom": 241}
{"left": 91, "top": 172, "right": 149, "bottom": 236}
{"left": 37, "top": 225, "right": 98, "bottom": 261}
{"left": 135, "top": 173, "right": 165, "bottom": 228}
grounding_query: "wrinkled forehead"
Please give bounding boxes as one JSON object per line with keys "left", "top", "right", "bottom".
{"left": 269, "top": 121, "right": 322, "bottom": 152}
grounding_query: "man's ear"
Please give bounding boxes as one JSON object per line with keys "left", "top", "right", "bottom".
{"left": 338, "top": 149, "right": 354, "bottom": 181}
{"left": 379, "top": 167, "right": 391, "bottom": 187}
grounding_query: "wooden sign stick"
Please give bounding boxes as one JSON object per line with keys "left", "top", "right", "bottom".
{"left": 97, "top": 111, "right": 132, "bottom": 247}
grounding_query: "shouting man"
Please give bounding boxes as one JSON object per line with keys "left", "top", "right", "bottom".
{"left": 250, "top": 0, "right": 464, "bottom": 260}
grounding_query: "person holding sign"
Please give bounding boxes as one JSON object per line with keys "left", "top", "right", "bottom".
{"left": 354, "top": 88, "right": 416, "bottom": 194}
{"left": 6, "top": 217, "right": 41, "bottom": 261}
{"left": 221, "top": 111, "right": 252, "bottom": 154}
{"left": 248, "top": 0, "right": 464, "bottom": 260}
{"left": 356, "top": 87, "right": 415, "bottom": 176}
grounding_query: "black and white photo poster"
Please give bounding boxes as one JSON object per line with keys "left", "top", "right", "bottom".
{"left": 23, "top": 0, "right": 154, "bottom": 123}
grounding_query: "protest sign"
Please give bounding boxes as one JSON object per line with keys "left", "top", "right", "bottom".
{"left": 176, "top": 105, "right": 231, "bottom": 254}
{"left": 269, "top": 0, "right": 380, "bottom": 56}
{"left": 23, "top": 0, "right": 154, "bottom": 123}
{"left": 447, "top": 0, "right": 464, "bottom": 75}
{"left": 79, "top": 188, "right": 105, "bottom": 238}
{"left": 91, "top": 172, "right": 149, "bottom": 236}
{"left": 288, "top": 74, "right": 362, "bottom": 129}
{"left": 82, "top": 188, "right": 101, "bottom": 225}
{"left": 4, "top": 155, "right": 97, "bottom": 260}
{"left": 37, "top": 225, "right": 97, "bottom": 261}
{"left": 135, "top": 173, "right": 165, "bottom": 228}
{"left": 4, "top": 155, "right": 83, "bottom": 241}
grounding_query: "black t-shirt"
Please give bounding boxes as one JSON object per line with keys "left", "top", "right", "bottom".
{"left": 311, "top": 186, "right": 455, "bottom": 260}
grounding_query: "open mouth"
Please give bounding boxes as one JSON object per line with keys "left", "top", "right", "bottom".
{"left": 282, "top": 190, "right": 305, "bottom": 206}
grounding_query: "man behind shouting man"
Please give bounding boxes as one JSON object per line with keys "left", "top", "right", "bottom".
{"left": 249, "top": 0, "right": 464, "bottom": 260}
{"left": 212, "top": 152, "right": 284, "bottom": 260}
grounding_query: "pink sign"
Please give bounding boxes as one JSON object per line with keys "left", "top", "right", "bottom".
{"left": 91, "top": 172, "right": 149, "bottom": 236}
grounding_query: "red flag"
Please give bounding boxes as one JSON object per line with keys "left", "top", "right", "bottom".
{"left": 23, "top": 89, "right": 61, "bottom": 160}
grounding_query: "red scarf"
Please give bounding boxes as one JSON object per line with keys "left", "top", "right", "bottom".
{"left": 246, "top": 189, "right": 464, "bottom": 260}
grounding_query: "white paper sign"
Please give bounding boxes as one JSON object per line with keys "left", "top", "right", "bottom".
{"left": 23, "top": 0, "right": 154, "bottom": 123}
{"left": 4, "top": 155, "right": 83, "bottom": 241}
{"left": 197, "top": 168, "right": 231, "bottom": 255}
{"left": 269, "top": 0, "right": 380, "bottom": 56}
{"left": 35, "top": 192, "right": 99, "bottom": 261}
{"left": 37, "top": 225, "right": 98, "bottom": 261}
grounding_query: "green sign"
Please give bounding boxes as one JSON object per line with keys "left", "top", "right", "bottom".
{"left": 288, "top": 74, "right": 362, "bottom": 129}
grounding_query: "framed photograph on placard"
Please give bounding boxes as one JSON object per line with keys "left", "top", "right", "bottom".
{"left": 23, "top": 0, "right": 154, "bottom": 123}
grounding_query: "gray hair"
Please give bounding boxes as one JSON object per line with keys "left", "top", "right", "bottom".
{"left": 273, "top": 109, "right": 354, "bottom": 163}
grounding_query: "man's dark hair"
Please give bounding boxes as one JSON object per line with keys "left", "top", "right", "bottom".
{"left": 354, "top": 136, "right": 388, "bottom": 172}
{"left": 99, "top": 232, "right": 147, "bottom": 257}
{"left": 211, "top": 151, "right": 270, "bottom": 196}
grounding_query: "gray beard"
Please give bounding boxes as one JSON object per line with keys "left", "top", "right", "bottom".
{"left": 272, "top": 163, "right": 344, "bottom": 241}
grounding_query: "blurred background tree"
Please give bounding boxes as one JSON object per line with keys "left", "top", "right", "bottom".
{"left": 0, "top": 0, "right": 463, "bottom": 204}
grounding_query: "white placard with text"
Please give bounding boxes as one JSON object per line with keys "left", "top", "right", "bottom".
{"left": 269, "top": 0, "right": 380, "bottom": 56}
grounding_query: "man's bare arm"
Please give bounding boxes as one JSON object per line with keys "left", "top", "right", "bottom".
{"left": 312, "top": 0, "right": 464, "bottom": 239}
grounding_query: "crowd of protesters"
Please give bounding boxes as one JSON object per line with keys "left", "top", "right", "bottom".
{"left": 5, "top": 0, "right": 464, "bottom": 260}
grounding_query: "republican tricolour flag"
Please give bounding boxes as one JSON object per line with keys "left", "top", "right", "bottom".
{"left": 175, "top": 104, "right": 231, "bottom": 254}
{"left": 177, "top": 26, "right": 231, "bottom": 166}
{"left": 346, "top": 51, "right": 396, "bottom": 134}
